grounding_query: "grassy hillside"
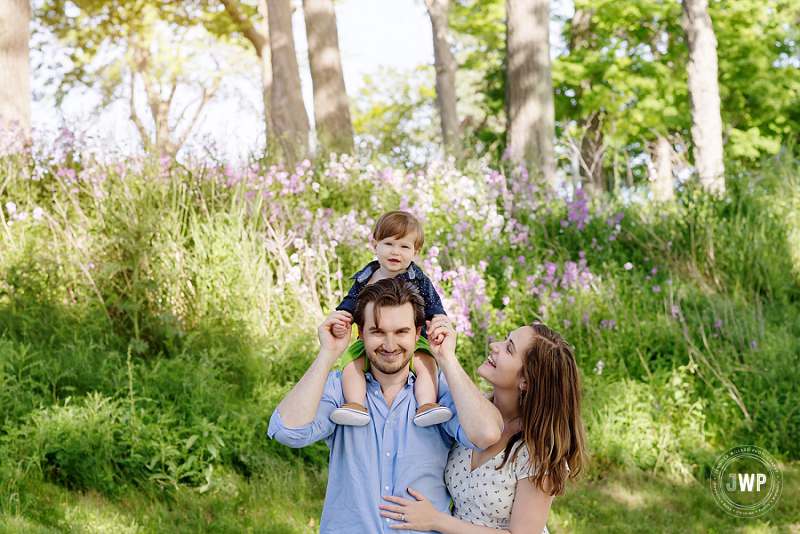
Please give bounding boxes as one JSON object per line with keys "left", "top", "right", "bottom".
{"left": 1, "top": 143, "right": 799, "bottom": 532}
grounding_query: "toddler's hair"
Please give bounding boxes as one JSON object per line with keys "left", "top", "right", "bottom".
{"left": 373, "top": 211, "right": 424, "bottom": 251}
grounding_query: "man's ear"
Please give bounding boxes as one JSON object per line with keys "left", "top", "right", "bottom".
{"left": 357, "top": 324, "right": 364, "bottom": 341}
{"left": 415, "top": 325, "right": 423, "bottom": 339}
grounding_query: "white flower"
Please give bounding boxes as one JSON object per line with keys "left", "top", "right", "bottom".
{"left": 289, "top": 253, "right": 300, "bottom": 264}
{"left": 32, "top": 207, "right": 44, "bottom": 220}
{"left": 5, "top": 202, "right": 16, "bottom": 214}
{"left": 623, "top": 262, "right": 633, "bottom": 271}
{"left": 593, "top": 360, "right": 605, "bottom": 375}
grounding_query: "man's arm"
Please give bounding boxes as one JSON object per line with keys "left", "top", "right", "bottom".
{"left": 426, "top": 316, "right": 502, "bottom": 449}
{"left": 276, "top": 310, "right": 352, "bottom": 427}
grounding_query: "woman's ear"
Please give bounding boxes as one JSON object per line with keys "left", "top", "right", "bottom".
{"left": 519, "top": 380, "right": 527, "bottom": 392}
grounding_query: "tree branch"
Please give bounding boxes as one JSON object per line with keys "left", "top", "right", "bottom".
{"left": 219, "top": 0, "right": 267, "bottom": 53}
{"left": 174, "top": 80, "right": 220, "bottom": 152}
{"left": 129, "top": 74, "right": 151, "bottom": 149}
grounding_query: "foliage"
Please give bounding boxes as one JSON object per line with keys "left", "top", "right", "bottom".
{"left": 351, "top": 66, "right": 439, "bottom": 167}
{"left": 447, "top": 0, "right": 800, "bottom": 180}
{"left": 1, "top": 133, "right": 800, "bottom": 529}
{"left": 35, "top": 0, "right": 251, "bottom": 153}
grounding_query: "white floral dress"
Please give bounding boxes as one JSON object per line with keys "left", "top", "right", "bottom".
{"left": 444, "top": 442, "right": 549, "bottom": 533}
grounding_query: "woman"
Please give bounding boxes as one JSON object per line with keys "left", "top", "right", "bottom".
{"left": 379, "top": 323, "right": 586, "bottom": 533}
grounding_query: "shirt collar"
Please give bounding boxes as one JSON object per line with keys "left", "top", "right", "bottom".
{"left": 365, "top": 369, "right": 415, "bottom": 386}
{"left": 352, "top": 260, "right": 420, "bottom": 283}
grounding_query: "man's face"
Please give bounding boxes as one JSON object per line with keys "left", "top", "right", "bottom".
{"left": 358, "top": 302, "right": 421, "bottom": 377}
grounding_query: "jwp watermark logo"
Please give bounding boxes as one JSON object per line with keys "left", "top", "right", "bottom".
{"left": 711, "top": 445, "right": 783, "bottom": 518}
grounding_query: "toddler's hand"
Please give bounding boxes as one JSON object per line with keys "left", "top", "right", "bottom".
{"left": 332, "top": 322, "right": 350, "bottom": 338}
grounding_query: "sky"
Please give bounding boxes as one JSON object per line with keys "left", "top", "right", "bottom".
{"left": 29, "top": 0, "right": 572, "bottom": 160}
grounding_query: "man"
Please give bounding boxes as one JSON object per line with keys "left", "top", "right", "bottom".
{"left": 268, "top": 278, "right": 502, "bottom": 533}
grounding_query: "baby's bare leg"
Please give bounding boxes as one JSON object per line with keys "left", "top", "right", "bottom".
{"left": 341, "top": 356, "right": 367, "bottom": 406}
{"left": 412, "top": 351, "right": 438, "bottom": 406}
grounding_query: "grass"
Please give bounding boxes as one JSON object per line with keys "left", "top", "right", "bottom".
{"left": 550, "top": 462, "right": 800, "bottom": 533}
{"left": 1, "top": 142, "right": 799, "bottom": 532}
{"left": 0, "top": 464, "right": 796, "bottom": 533}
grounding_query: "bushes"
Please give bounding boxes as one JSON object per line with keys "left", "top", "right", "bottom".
{"left": 1, "top": 141, "right": 800, "bottom": 506}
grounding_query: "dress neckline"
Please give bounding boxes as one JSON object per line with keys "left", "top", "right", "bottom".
{"left": 468, "top": 445, "right": 505, "bottom": 473}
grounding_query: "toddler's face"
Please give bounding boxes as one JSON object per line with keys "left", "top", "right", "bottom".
{"left": 373, "top": 233, "right": 417, "bottom": 274}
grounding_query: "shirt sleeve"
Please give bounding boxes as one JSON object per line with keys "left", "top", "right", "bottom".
{"left": 513, "top": 443, "right": 535, "bottom": 480}
{"left": 335, "top": 281, "right": 359, "bottom": 314}
{"left": 435, "top": 373, "right": 484, "bottom": 450}
{"left": 267, "top": 372, "right": 343, "bottom": 447}
{"left": 418, "top": 275, "right": 446, "bottom": 318}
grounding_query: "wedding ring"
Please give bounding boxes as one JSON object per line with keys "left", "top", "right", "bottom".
{"left": 400, "top": 515, "right": 405, "bottom": 521}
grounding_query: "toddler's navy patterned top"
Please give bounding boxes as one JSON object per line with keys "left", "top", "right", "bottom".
{"left": 336, "top": 261, "right": 446, "bottom": 338}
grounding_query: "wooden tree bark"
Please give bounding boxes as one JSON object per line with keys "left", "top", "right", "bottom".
{"left": 506, "top": 0, "right": 556, "bottom": 188}
{"left": 219, "top": 0, "right": 274, "bottom": 142}
{"left": 267, "top": 0, "right": 310, "bottom": 161}
{"left": 649, "top": 134, "right": 675, "bottom": 201}
{"left": 423, "top": 0, "right": 460, "bottom": 156}
{"left": 302, "top": 0, "right": 353, "bottom": 154}
{"left": 0, "top": 0, "right": 31, "bottom": 141}
{"left": 682, "top": 0, "right": 725, "bottom": 195}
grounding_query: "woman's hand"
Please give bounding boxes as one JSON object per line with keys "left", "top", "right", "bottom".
{"left": 380, "top": 488, "right": 445, "bottom": 531}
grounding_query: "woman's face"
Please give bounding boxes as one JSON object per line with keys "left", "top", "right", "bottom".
{"left": 477, "top": 326, "right": 535, "bottom": 390}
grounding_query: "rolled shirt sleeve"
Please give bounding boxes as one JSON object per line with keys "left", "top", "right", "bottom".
{"left": 267, "top": 372, "right": 343, "bottom": 448}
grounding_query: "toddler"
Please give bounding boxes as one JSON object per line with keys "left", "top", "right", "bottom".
{"left": 330, "top": 210, "right": 452, "bottom": 427}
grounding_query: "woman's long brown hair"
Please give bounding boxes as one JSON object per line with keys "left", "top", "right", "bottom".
{"left": 496, "top": 323, "right": 586, "bottom": 496}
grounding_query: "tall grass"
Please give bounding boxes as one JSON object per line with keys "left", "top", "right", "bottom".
{"left": 1, "top": 138, "right": 799, "bottom": 530}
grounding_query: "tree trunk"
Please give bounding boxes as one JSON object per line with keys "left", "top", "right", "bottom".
{"left": 506, "top": 0, "right": 556, "bottom": 188}
{"left": 578, "top": 112, "right": 605, "bottom": 197}
{"left": 0, "top": 0, "right": 31, "bottom": 142}
{"left": 649, "top": 134, "right": 674, "bottom": 201}
{"left": 219, "top": 0, "right": 274, "bottom": 142}
{"left": 681, "top": 0, "right": 725, "bottom": 195}
{"left": 424, "top": 0, "right": 460, "bottom": 157}
{"left": 302, "top": 0, "right": 353, "bottom": 155}
{"left": 267, "top": 0, "right": 310, "bottom": 162}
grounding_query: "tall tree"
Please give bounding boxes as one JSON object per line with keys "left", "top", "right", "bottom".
{"left": 681, "top": 0, "right": 725, "bottom": 195}
{"left": 301, "top": 0, "right": 352, "bottom": 154}
{"left": 0, "top": 0, "right": 31, "bottom": 141}
{"left": 38, "top": 0, "right": 237, "bottom": 155}
{"left": 218, "top": 0, "right": 274, "bottom": 142}
{"left": 267, "top": 0, "right": 310, "bottom": 161}
{"left": 424, "top": 0, "right": 460, "bottom": 156}
{"left": 505, "top": 0, "right": 555, "bottom": 187}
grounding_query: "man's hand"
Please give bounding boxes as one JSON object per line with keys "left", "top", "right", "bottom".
{"left": 426, "top": 315, "right": 456, "bottom": 362}
{"left": 319, "top": 310, "right": 353, "bottom": 356}
{"left": 276, "top": 310, "right": 353, "bottom": 428}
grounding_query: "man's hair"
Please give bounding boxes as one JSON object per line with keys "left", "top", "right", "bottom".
{"left": 353, "top": 278, "right": 425, "bottom": 330}
{"left": 372, "top": 210, "right": 424, "bottom": 251}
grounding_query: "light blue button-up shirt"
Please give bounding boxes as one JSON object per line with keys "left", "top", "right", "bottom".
{"left": 268, "top": 370, "right": 480, "bottom": 534}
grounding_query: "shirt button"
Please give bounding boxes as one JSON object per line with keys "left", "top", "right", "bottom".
{"left": 384, "top": 485, "right": 390, "bottom": 490}
{"left": 386, "top": 452, "right": 391, "bottom": 457}
{"left": 386, "top": 518, "right": 390, "bottom": 522}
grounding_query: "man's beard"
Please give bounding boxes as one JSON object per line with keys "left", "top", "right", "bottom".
{"left": 366, "top": 348, "right": 413, "bottom": 375}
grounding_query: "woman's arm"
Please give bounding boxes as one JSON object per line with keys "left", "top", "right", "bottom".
{"left": 380, "top": 479, "right": 554, "bottom": 534}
